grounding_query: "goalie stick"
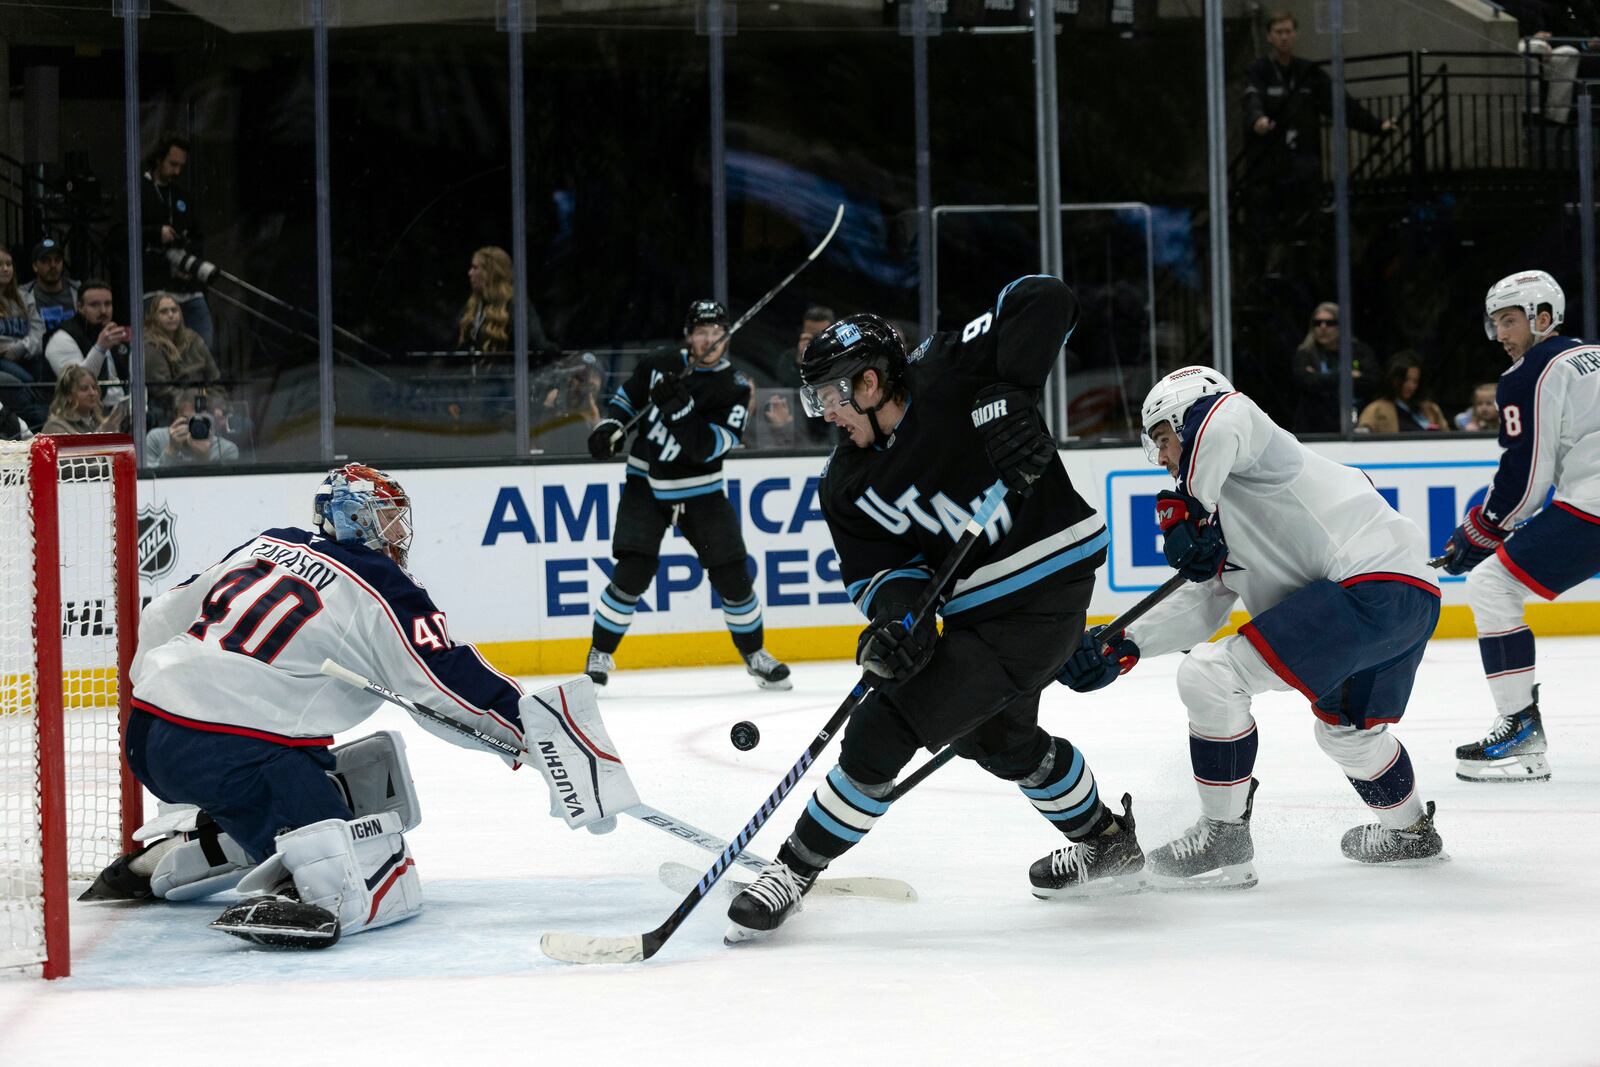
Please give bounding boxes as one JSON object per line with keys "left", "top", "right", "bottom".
{"left": 609, "top": 202, "right": 845, "bottom": 447}
{"left": 539, "top": 480, "right": 1010, "bottom": 965}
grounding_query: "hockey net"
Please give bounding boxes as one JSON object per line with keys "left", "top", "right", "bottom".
{"left": 0, "top": 435, "right": 140, "bottom": 979}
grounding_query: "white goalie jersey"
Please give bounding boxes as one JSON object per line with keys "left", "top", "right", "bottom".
{"left": 1129, "top": 391, "right": 1438, "bottom": 656}
{"left": 131, "top": 527, "right": 526, "bottom": 752}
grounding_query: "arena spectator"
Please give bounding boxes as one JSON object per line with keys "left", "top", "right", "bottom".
{"left": 1290, "top": 302, "right": 1374, "bottom": 433}
{"left": 774, "top": 305, "right": 834, "bottom": 388}
{"left": 0, "top": 392, "right": 26, "bottom": 440}
{"left": 1241, "top": 11, "right": 1396, "bottom": 247}
{"left": 0, "top": 249, "right": 44, "bottom": 369}
{"left": 41, "top": 364, "right": 129, "bottom": 435}
{"left": 1357, "top": 351, "right": 1448, "bottom": 432}
{"left": 145, "top": 388, "right": 240, "bottom": 467}
{"left": 532, "top": 351, "right": 605, "bottom": 454}
{"left": 1455, "top": 381, "right": 1501, "bottom": 432}
{"left": 45, "top": 280, "right": 129, "bottom": 402}
{"left": 456, "top": 245, "right": 558, "bottom": 367}
{"left": 141, "top": 133, "right": 214, "bottom": 351}
{"left": 1497, "top": 1, "right": 1596, "bottom": 125}
{"left": 755, "top": 388, "right": 831, "bottom": 448}
{"left": 143, "top": 290, "right": 224, "bottom": 424}
{"left": 22, "top": 239, "right": 78, "bottom": 342}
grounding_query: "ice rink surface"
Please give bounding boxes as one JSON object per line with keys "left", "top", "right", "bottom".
{"left": 3, "top": 638, "right": 1597, "bottom": 1065}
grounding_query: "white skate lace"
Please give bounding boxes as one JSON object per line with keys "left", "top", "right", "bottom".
{"left": 1169, "top": 818, "right": 1217, "bottom": 860}
{"left": 1478, "top": 715, "right": 1517, "bottom": 744}
{"left": 587, "top": 650, "right": 614, "bottom": 673}
{"left": 1354, "top": 823, "right": 1397, "bottom": 854}
{"left": 746, "top": 862, "right": 809, "bottom": 912}
{"left": 747, "top": 650, "right": 780, "bottom": 674}
{"left": 1048, "top": 841, "right": 1095, "bottom": 881}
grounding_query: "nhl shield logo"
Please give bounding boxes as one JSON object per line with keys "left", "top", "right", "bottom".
{"left": 138, "top": 503, "right": 179, "bottom": 582}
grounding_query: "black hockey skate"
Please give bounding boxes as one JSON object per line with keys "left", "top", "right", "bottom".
{"left": 1456, "top": 686, "right": 1549, "bottom": 782}
{"left": 724, "top": 855, "right": 818, "bottom": 943}
{"left": 1148, "top": 778, "right": 1259, "bottom": 891}
{"left": 584, "top": 647, "right": 614, "bottom": 688}
{"left": 1029, "top": 793, "right": 1148, "bottom": 899}
{"left": 1341, "top": 801, "right": 1445, "bottom": 864}
{"left": 211, "top": 894, "right": 341, "bottom": 949}
{"left": 744, "top": 649, "right": 792, "bottom": 691}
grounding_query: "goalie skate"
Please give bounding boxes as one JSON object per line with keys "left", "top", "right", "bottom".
{"left": 1148, "top": 778, "right": 1259, "bottom": 891}
{"left": 1456, "top": 693, "right": 1550, "bottom": 783}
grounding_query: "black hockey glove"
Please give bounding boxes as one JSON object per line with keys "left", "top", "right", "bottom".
{"left": 971, "top": 383, "right": 1055, "bottom": 497}
{"left": 856, "top": 608, "right": 938, "bottom": 685}
{"left": 1157, "top": 489, "right": 1228, "bottom": 582}
{"left": 1440, "top": 504, "right": 1505, "bottom": 575}
{"left": 650, "top": 376, "right": 696, "bottom": 424}
{"left": 1057, "top": 625, "right": 1140, "bottom": 693}
{"left": 587, "top": 418, "right": 624, "bottom": 460}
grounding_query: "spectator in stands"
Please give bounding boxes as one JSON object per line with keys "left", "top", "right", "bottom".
{"left": 1357, "top": 351, "right": 1449, "bottom": 432}
{"left": 145, "top": 388, "right": 239, "bottom": 467}
{"left": 141, "top": 133, "right": 214, "bottom": 352}
{"left": 532, "top": 352, "right": 605, "bottom": 454}
{"left": 456, "top": 245, "right": 557, "bottom": 367}
{"left": 143, "top": 291, "right": 224, "bottom": 425}
{"left": 1455, "top": 381, "right": 1501, "bottom": 432}
{"left": 41, "top": 364, "right": 129, "bottom": 435}
{"left": 0, "top": 393, "right": 26, "bottom": 440}
{"left": 1242, "top": 11, "right": 1396, "bottom": 247}
{"left": 45, "top": 280, "right": 129, "bottom": 403}
{"left": 1290, "top": 302, "right": 1374, "bottom": 433}
{"left": 756, "top": 389, "right": 831, "bottom": 448}
{"left": 1498, "top": 1, "right": 1596, "bottom": 125}
{"left": 0, "top": 249, "right": 43, "bottom": 370}
{"left": 22, "top": 239, "right": 78, "bottom": 343}
{"left": 774, "top": 305, "right": 835, "bottom": 388}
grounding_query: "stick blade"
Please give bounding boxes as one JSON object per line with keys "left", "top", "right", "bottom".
{"left": 539, "top": 930, "right": 646, "bottom": 965}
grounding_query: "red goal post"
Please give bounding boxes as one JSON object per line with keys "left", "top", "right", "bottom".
{"left": 1, "top": 434, "right": 141, "bottom": 980}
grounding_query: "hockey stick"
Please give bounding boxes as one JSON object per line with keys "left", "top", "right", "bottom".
{"left": 883, "top": 570, "right": 1193, "bottom": 795}
{"left": 539, "top": 479, "right": 1011, "bottom": 965}
{"left": 608, "top": 202, "right": 846, "bottom": 447}
{"left": 657, "top": 861, "right": 916, "bottom": 902}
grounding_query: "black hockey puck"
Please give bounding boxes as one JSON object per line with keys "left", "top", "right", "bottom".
{"left": 730, "top": 720, "right": 760, "bottom": 751}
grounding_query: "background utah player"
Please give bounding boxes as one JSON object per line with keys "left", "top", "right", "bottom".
{"left": 583, "top": 299, "right": 790, "bottom": 692}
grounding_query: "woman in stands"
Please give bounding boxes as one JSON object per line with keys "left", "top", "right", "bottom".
{"left": 144, "top": 290, "right": 224, "bottom": 426}
{"left": 42, "top": 364, "right": 128, "bottom": 435}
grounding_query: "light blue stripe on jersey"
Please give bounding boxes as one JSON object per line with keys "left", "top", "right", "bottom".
{"left": 651, "top": 481, "right": 724, "bottom": 501}
{"left": 600, "top": 589, "right": 636, "bottom": 616}
{"left": 610, "top": 392, "right": 637, "bottom": 418}
{"left": 625, "top": 465, "right": 648, "bottom": 479}
{"left": 1021, "top": 747, "right": 1083, "bottom": 799}
{"left": 722, "top": 595, "right": 763, "bottom": 634}
{"left": 707, "top": 424, "right": 737, "bottom": 460}
{"left": 593, "top": 612, "right": 631, "bottom": 634}
{"left": 805, "top": 796, "right": 865, "bottom": 842}
{"left": 942, "top": 528, "right": 1108, "bottom": 616}
{"left": 857, "top": 567, "right": 934, "bottom": 618}
{"left": 1041, "top": 783, "right": 1100, "bottom": 823}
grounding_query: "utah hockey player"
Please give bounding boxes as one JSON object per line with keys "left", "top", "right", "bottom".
{"left": 1060, "top": 367, "right": 1445, "bottom": 886}
{"left": 1443, "top": 270, "right": 1600, "bottom": 782}
{"left": 84, "top": 464, "right": 638, "bottom": 948}
{"left": 584, "top": 299, "right": 790, "bottom": 691}
{"left": 726, "top": 276, "right": 1142, "bottom": 943}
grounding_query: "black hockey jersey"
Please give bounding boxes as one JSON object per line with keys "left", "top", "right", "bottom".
{"left": 603, "top": 348, "right": 751, "bottom": 500}
{"left": 820, "top": 275, "right": 1107, "bottom": 625}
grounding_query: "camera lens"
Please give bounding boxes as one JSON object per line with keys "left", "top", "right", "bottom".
{"left": 187, "top": 413, "right": 211, "bottom": 440}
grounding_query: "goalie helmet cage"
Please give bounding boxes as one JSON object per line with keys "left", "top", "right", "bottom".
{"left": 1, "top": 434, "right": 141, "bottom": 979}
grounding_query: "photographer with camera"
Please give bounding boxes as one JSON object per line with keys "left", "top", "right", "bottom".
{"left": 45, "top": 279, "right": 128, "bottom": 403}
{"left": 142, "top": 133, "right": 214, "bottom": 352}
{"left": 145, "top": 387, "right": 239, "bottom": 468}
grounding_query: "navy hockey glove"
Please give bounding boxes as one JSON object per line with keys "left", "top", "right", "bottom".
{"left": 650, "top": 376, "right": 696, "bottom": 424}
{"left": 1057, "top": 625, "right": 1140, "bottom": 693}
{"left": 857, "top": 609, "right": 938, "bottom": 685}
{"left": 1441, "top": 504, "right": 1505, "bottom": 575}
{"left": 587, "top": 418, "right": 624, "bottom": 460}
{"left": 972, "top": 383, "right": 1055, "bottom": 497}
{"left": 1157, "top": 489, "right": 1227, "bottom": 582}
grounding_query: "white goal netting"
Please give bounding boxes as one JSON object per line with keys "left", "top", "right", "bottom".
{"left": 1, "top": 439, "right": 132, "bottom": 973}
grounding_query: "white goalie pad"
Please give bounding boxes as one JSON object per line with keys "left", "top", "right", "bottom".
{"left": 328, "top": 730, "right": 422, "bottom": 832}
{"left": 235, "top": 811, "right": 422, "bottom": 939}
{"left": 132, "top": 801, "right": 206, "bottom": 843}
{"left": 518, "top": 676, "right": 640, "bottom": 832}
{"left": 151, "top": 830, "right": 256, "bottom": 901}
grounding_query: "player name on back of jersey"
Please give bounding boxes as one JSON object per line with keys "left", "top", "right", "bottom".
{"left": 248, "top": 539, "right": 341, "bottom": 592}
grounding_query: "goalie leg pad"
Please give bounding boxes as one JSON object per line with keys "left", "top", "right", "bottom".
{"left": 150, "top": 823, "right": 257, "bottom": 901}
{"left": 327, "top": 730, "right": 422, "bottom": 831}
{"left": 518, "top": 676, "right": 641, "bottom": 831}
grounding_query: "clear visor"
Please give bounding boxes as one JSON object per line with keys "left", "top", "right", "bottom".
{"left": 799, "top": 378, "right": 851, "bottom": 419}
{"left": 1142, "top": 420, "right": 1181, "bottom": 467}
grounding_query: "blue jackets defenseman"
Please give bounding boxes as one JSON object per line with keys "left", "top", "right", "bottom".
{"left": 1452, "top": 270, "right": 1600, "bottom": 783}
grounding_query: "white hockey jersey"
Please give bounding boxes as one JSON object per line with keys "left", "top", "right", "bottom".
{"left": 131, "top": 527, "right": 525, "bottom": 753}
{"left": 1128, "top": 391, "right": 1437, "bottom": 657}
{"left": 1480, "top": 335, "right": 1600, "bottom": 528}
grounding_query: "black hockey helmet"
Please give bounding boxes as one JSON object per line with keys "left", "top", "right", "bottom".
{"left": 798, "top": 313, "right": 907, "bottom": 419}
{"left": 684, "top": 298, "right": 730, "bottom": 335}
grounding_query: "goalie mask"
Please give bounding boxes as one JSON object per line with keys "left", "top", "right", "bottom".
{"left": 313, "top": 463, "right": 414, "bottom": 567}
{"left": 1140, "top": 366, "right": 1233, "bottom": 465}
{"left": 1484, "top": 270, "right": 1564, "bottom": 341}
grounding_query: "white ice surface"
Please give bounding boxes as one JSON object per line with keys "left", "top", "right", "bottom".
{"left": 3, "top": 639, "right": 1598, "bottom": 1065}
